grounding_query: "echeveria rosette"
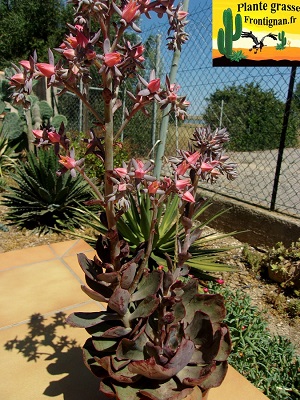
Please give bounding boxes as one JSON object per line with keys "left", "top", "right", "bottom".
{"left": 67, "top": 252, "right": 231, "bottom": 400}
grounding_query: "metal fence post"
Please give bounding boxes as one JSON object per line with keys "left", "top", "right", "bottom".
{"left": 270, "top": 66, "right": 297, "bottom": 211}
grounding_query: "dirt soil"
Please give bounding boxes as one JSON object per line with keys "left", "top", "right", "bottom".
{"left": 0, "top": 205, "right": 299, "bottom": 354}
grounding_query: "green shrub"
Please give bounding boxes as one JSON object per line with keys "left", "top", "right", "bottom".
{"left": 209, "top": 284, "right": 300, "bottom": 400}
{"left": 2, "top": 148, "right": 93, "bottom": 234}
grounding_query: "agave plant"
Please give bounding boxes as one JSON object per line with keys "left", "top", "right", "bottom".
{"left": 2, "top": 147, "right": 92, "bottom": 234}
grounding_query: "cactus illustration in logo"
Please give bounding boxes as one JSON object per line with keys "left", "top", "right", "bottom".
{"left": 217, "top": 8, "right": 242, "bottom": 59}
{"left": 276, "top": 31, "right": 287, "bottom": 50}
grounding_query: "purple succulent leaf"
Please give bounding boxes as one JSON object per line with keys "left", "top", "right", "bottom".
{"left": 66, "top": 311, "right": 115, "bottom": 328}
{"left": 186, "top": 294, "right": 226, "bottom": 324}
{"left": 177, "top": 362, "right": 216, "bottom": 386}
{"left": 82, "top": 338, "right": 105, "bottom": 376}
{"left": 146, "top": 342, "right": 168, "bottom": 365}
{"left": 101, "top": 326, "right": 132, "bottom": 338}
{"left": 172, "top": 300, "right": 186, "bottom": 323}
{"left": 131, "top": 270, "right": 163, "bottom": 302}
{"left": 95, "top": 355, "right": 139, "bottom": 383}
{"left": 100, "top": 378, "right": 115, "bottom": 398}
{"left": 111, "top": 357, "right": 131, "bottom": 372}
{"left": 185, "top": 311, "right": 213, "bottom": 344}
{"left": 200, "top": 361, "right": 228, "bottom": 390}
{"left": 116, "top": 333, "right": 148, "bottom": 361}
{"left": 92, "top": 338, "right": 117, "bottom": 352}
{"left": 163, "top": 270, "right": 174, "bottom": 294}
{"left": 77, "top": 253, "right": 101, "bottom": 280}
{"left": 85, "top": 275, "right": 114, "bottom": 299}
{"left": 108, "top": 288, "right": 130, "bottom": 316}
{"left": 129, "top": 295, "right": 160, "bottom": 321}
{"left": 213, "top": 324, "right": 231, "bottom": 362}
{"left": 180, "top": 278, "right": 198, "bottom": 304}
{"left": 129, "top": 338, "right": 194, "bottom": 380}
{"left": 96, "top": 271, "right": 118, "bottom": 283}
{"left": 81, "top": 284, "right": 109, "bottom": 303}
{"left": 120, "top": 262, "right": 138, "bottom": 289}
{"left": 189, "top": 227, "right": 203, "bottom": 245}
{"left": 139, "top": 380, "right": 195, "bottom": 400}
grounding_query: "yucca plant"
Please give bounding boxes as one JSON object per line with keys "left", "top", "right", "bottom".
{"left": 2, "top": 147, "right": 92, "bottom": 234}
{"left": 71, "top": 194, "right": 238, "bottom": 275}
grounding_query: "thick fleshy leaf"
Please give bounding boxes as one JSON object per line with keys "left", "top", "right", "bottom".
{"left": 139, "top": 378, "right": 196, "bottom": 400}
{"left": 82, "top": 338, "right": 106, "bottom": 376}
{"left": 213, "top": 324, "right": 231, "bottom": 362}
{"left": 184, "top": 294, "right": 226, "bottom": 324}
{"left": 67, "top": 311, "right": 109, "bottom": 328}
{"left": 85, "top": 276, "right": 113, "bottom": 299}
{"left": 200, "top": 361, "right": 228, "bottom": 390}
{"left": 177, "top": 363, "right": 216, "bottom": 387}
{"left": 108, "top": 288, "right": 130, "bottom": 316}
{"left": 129, "top": 295, "right": 159, "bottom": 320}
{"left": 101, "top": 326, "right": 132, "bottom": 338}
{"left": 81, "top": 285, "right": 108, "bottom": 303}
{"left": 96, "top": 271, "right": 118, "bottom": 283}
{"left": 77, "top": 253, "right": 100, "bottom": 280}
{"left": 116, "top": 333, "right": 148, "bottom": 361}
{"left": 95, "top": 355, "right": 138, "bottom": 383}
{"left": 129, "top": 338, "right": 194, "bottom": 380}
{"left": 92, "top": 338, "right": 117, "bottom": 352}
{"left": 185, "top": 311, "right": 213, "bottom": 345}
{"left": 120, "top": 262, "right": 137, "bottom": 289}
{"left": 100, "top": 378, "right": 116, "bottom": 398}
{"left": 172, "top": 300, "right": 186, "bottom": 323}
{"left": 180, "top": 279, "right": 198, "bottom": 304}
{"left": 111, "top": 357, "right": 131, "bottom": 371}
{"left": 131, "top": 270, "right": 163, "bottom": 302}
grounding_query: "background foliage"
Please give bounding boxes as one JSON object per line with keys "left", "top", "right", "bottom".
{"left": 0, "top": 0, "right": 73, "bottom": 69}
{"left": 203, "top": 83, "right": 299, "bottom": 151}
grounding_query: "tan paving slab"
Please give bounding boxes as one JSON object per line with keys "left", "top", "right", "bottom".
{"left": 50, "top": 239, "right": 95, "bottom": 258}
{"left": 0, "top": 244, "right": 56, "bottom": 270}
{"left": 0, "top": 302, "right": 107, "bottom": 400}
{"left": 0, "top": 258, "right": 88, "bottom": 328}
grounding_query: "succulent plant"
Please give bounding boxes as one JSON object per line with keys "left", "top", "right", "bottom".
{"left": 67, "top": 249, "right": 231, "bottom": 400}
{"left": 2, "top": 147, "right": 92, "bottom": 234}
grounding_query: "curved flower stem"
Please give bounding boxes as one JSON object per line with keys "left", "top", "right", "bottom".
{"left": 64, "top": 82, "right": 103, "bottom": 124}
{"left": 114, "top": 103, "right": 144, "bottom": 141}
{"left": 75, "top": 165, "right": 104, "bottom": 202}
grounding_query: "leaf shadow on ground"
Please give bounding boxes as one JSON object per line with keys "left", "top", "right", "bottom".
{"left": 3, "top": 312, "right": 106, "bottom": 400}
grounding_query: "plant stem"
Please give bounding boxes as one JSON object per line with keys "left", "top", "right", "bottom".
{"left": 75, "top": 165, "right": 104, "bottom": 202}
{"left": 64, "top": 82, "right": 103, "bottom": 124}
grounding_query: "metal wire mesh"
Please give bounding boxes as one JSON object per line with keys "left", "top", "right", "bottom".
{"left": 56, "top": 0, "right": 300, "bottom": 218}
{"left": 139, "top": 1, "right": 300, "bottom": 218}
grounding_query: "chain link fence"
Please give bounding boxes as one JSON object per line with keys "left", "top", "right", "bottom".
{"left": 56, "top": 0, "right": 300, "bottom": 218}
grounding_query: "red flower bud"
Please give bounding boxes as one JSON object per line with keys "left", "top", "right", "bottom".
{"left": 104, "top": 52, "right": 122, "bottom": 67}
{"left": 147, "top": 78, "right": 160, "bottom": 93}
